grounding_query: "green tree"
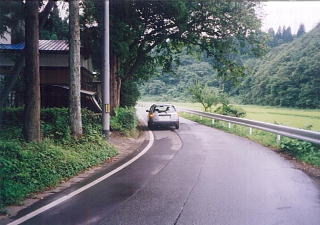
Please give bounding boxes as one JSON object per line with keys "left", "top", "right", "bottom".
{"left": 267, "top": 27, "right": 276, "bottom": 47}
{"left": 189, "top": 81, "right": 219, "bottom": 112}
{"left": 283, "top": 26, "right": 293, "bottom": 42}
{"left": 0, "top": 0, "right": 25, "bottom": 43}
{"left": 0, "top": 0, "right": 56, "bottom": 126}
{"left": 120, "top": 80, "right": 140, "bottom": 107}
{"left": 40, "top": 4, "right": 68, "bottom": 40}
{"left": 297, "top": 24, "right": 306, "bottom": 37}
{"left": 275, "top": 26, "right": 283, "bottom": 45}
{"left": 237, "top": 25, "right": 320, "bottom": 108}
{"left": 80, "top": 0, "right": 263, "bottom": 108}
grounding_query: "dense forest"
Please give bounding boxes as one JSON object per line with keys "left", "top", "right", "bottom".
{"left": 237, "top": 24, "right": 320, "bottom": 108}
{"left": 141, "top": 24, "right": 320, "bottom": 109}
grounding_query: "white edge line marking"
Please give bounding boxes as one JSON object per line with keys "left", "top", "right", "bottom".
{"left": 8, "top": 129, "right": 154, "bottom": 225}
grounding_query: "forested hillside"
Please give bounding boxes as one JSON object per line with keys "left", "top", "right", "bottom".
{"left": 139, "top": 52, "right": 233, "bottom": 101}
{"left": 141, "top": 25, "right": 320, "bottom": 109}
{"left": 237, "top": 24, "right": 320, "bottom": 108}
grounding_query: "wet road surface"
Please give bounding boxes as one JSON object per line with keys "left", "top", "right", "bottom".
{"left": 11, "top": 108, "right": 320, "bottom": 225}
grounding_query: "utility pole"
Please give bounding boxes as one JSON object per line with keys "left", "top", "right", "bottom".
{"left": 102, "top": 0, "right": 110, "bottom": 138}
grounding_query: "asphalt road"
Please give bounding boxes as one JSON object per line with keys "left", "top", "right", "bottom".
{"left": 11, "top": 108, "right": 320, "bottom": 225}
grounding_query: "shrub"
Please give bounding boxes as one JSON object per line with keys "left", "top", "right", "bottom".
{"left": 0, "top": 137, "right": 117, "bottom": 207}
{"left": 111, "top": 107, "right": 137, "bottom": 135}
{"left": 214, "top": 105, "right": 246, "bottom": 118}
{"left": 41, "top": 108, "right": 70, "bottom": 140}
{"left": 1, "top": 107, "right": 24, "bottom": 126}
{"left": 0, "top": 107, "right": 118, "bottom": 210}
{"left": 1, "top": 108, "right": 103, "bottom": 141}
{"left": 280, "top": 139, "right": 320, "bottom": 167}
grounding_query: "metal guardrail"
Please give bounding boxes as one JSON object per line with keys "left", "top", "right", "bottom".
{"left": 179, "top": 108, "right": 320, "bottom": 145}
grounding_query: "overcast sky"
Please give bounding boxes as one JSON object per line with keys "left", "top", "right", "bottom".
{"left": 57, "top": 1, "right": 320, "bottom": 35}
{"left": 259, "top": 1, "right": 320, "bottom": 34}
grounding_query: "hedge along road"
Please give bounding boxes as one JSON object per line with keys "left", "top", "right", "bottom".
{"left": 6, "top": 107, "right": 320, "bottom": 225}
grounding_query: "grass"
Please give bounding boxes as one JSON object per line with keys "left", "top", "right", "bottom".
{"left": 164, "top": 102, "right": 320, "bottom": 131}
{"left": 179, "top": 112, "right": 320, "bottom": 168}
{"left": 0, "top": 108, "right": 124, "bottom": 212}
{"left": 140, "top": 101, "right": 320, "bottom": 167}
{"left": 0, "top": 106, "right": 140, "bottom": 212}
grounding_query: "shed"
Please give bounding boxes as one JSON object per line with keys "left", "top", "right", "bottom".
{"left": 0, "top": 40, "right": 102, "bottom": 112}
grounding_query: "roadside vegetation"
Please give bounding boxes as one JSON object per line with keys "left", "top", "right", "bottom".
{"left": 140, "top": 25, "right": 319, "bottom": 109}
{"left": 179, "top": 112, "right": 320, "bottom": 168}
{"left": 0, "top": 107, "right": 137, "bottom": 212}
{"left": 1, "top": 0, "right": 319, "bottom": 215}
{"left": 142, "top": 99, "right": 319, "bottom": 168}
{"left": 237, "top": 25, "right": 320, "bottom": 109}
{"left": 111, "top": 107, "right": 138, "bottom": 136}
{"left": 171, "top": 102, "right": 320, "bottom": 131}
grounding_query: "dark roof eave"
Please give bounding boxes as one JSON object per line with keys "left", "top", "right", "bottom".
{"left": 0, "top": 49, "right": 70, "bottom": 54}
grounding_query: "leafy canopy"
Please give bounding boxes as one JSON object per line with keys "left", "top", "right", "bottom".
{"left": 82, "top": 0, "right": 263, "bottom": 82}
{"left": 189, "top": 81, "right": 220, "bottom": 112}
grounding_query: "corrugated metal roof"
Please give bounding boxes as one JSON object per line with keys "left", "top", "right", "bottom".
{"left": 39, "top": 40, "right": 68, "bottom": 51}
{"left": 0, "top": 43, "right": 25, "bottom": 50}
{"left": 0, "top": 40, "right": 69, "bottom": 51}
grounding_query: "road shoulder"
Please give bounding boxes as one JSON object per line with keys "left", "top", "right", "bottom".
{"left": 0, "top": 124, "right": 150, "bottom": 224}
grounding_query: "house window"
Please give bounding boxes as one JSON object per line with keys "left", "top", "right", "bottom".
{"left": 8, "top": 91, "right": 15, "bottom": 107}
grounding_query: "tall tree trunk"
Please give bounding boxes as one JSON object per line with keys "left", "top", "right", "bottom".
{"left": 110, "top": 50, "right": 121, "bottom": 112}
{"left": 69, "top": 0, "right": 82, "bottom": 138}
{"left": 23, "top": 0, "right": 40, "bottom": 142}
{"left": 0, "top": 0, "right": 56, "bottom": 127}
{"left": 108, "top": 0, "right": 126, "bottom": 112}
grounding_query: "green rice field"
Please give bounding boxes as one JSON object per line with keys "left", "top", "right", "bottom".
{"left": 140, "top": 102, "right": 320, "bottom": 131}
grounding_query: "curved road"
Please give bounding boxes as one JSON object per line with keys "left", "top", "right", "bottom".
{"left": 9, "top": 107, "right": 320, "bottom": 225}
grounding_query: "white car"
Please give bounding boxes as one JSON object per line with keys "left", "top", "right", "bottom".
{"left": 146, "top": 104, "right": 179, "bottom": 129}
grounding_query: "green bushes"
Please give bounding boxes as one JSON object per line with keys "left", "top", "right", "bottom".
{"left": 0, "top": 108, "right": 118, "bottom": 210}
{"left": 214, "top": 105, "right": 246, "bottom": 118}
{"left": 1, "top": 107, "right": 137, "bottom": 137}
{"left": 1, "top": 107, "right": 24, "bottom": 126}
{"left": 0, "top": 137, "right": 116, "bottom": 208}
{"left": 41, "top": 108, "right": 71, "bottom": 140}
{"left": 280, "top": 139, "right": 320, "bottom": 167}
{"left": 111, "top": 107, "right": 137, "bottom": 136}
{"left": 0, "top": 106, "right": 139, "bottom": 210}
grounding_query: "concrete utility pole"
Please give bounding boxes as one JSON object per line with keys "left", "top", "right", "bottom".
{"left": 102, "top": 0, "right": 110, "bottom": 138}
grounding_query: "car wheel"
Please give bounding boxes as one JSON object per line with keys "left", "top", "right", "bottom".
{"left": 175, "top": 123, "right": 179, "bottom": 129}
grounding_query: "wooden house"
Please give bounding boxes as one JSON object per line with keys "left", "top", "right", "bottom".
{"left": 0, "top": 40, "right": 101, "bottom": 112}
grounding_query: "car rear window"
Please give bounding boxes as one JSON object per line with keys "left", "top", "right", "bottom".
{"left": 154, "top": 105, "right": 176, "bottom": 113}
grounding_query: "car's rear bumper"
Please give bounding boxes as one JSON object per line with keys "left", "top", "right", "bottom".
{"left": 149, "top": 120, "right": 179, "bottom": 127}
